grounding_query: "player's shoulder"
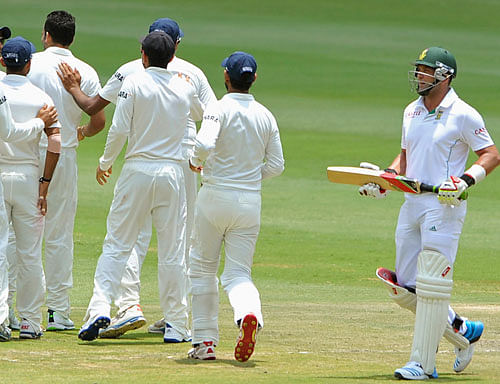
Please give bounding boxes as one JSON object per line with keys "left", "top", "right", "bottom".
{"left": 115, "top": 59, "right": 144, "bottom": 78}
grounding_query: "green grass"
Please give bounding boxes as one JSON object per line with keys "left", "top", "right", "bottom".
{"left": 1, "top": 0, "right": 500, "bottom": 382}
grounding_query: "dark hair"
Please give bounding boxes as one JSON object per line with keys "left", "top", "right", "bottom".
{"left": 142, "top": 31, "right": 175, "bottom": 68}
{"left": 44, "top": 10, "right": 75, "bottom": 47}
{"left": 229, "top": 72, "right": 255, "bottom": 92}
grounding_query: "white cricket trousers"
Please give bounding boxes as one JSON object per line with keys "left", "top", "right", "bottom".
{"left": 395, "top": 194, "right": 466, "bottom": 288}
{"left": 40, "top": 148, "right": 77, "bottom": 318}
{"left": 189, "top": 185, "right": 263, "bottom": 345}
{"left": 0, "top": 182, "right": 9, "bottom": 325}
{"left": 84, "top": 160, "right": 188, "bottom": 332}
{"left": 114, "top": 160, "right": 196, "bottom": 319}
{"left": 1, "top": 164, "right": 45, "bottom": 327}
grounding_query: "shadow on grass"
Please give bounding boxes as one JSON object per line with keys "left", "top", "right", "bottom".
{"left": 317, "top": 373, "right": 478, "bottom": 382}
{"left": 175, "top": 358, "right": 257, "bottom": 368}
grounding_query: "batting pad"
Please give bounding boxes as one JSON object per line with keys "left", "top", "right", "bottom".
{"left": 376, "top": 267, "right": 469, "bottom": 349}
{"left": 410, "top": 250, "right": 453, "bottom": 375}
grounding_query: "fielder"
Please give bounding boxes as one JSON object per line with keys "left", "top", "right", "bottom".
{"left": 58, "top": 17, "right": 216, "bottom": 342}
{"left": 78, "top": 31, "right": 203, "bottom": 342}
{"left": 0, "top": 79, "right": 57, "bottom": 341}
{"left": 1, "top": 36, "right": 62, "bottom": 339}
{"left": 15, "top": 10, "right": 104, "bottom": 332}
{"left": 187, "top": 51, "right": 284, "bottom": 361}
{"left": 359, "top": 47, "right": 500, "bottom": 379}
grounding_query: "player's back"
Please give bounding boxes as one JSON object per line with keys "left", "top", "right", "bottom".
{"left": 202, "top": 93, "right": 278, "bottom": 191}
{"left": 0, "top": 75, "right": 57, "bottom": 165}
{"left": 29, "top": 47, "right": 100, "bottom": 148}
{"left": 120, "top": 68, "right": 200, "bottom": 162}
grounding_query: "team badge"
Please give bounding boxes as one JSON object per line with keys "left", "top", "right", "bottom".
{"left": 418, "top": 49, "right": 428, "bottom": 60}
{"left": 435, "top": 110, "right": 443, "bottom": 120}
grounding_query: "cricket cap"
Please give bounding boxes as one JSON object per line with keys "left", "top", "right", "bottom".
{"left": 0, "top": 26, "right": 11, "bottom": 40}
{"left": 141, "top": 31, "right": 175, "bottom": 64}
{"left": 414, "top": 47, "right": 457, "bottom": 78}
{"left": 1, "top": 36, "right": 36, "bottom": 67}
{"left": 221, "top": 51, "right": 257, "bottom": 82}
{"left": 149, "top": 18, "right": 184, "bottom": 42}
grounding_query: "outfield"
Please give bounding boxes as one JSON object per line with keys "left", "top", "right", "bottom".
{"left": 1, "top": 0, "right": 499, "bottom": 382}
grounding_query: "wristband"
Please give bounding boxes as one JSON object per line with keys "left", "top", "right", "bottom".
{"left": 463, "top": 164, "right": 486, "bottom": 185}
{"left": 384, "top": 168, "right": 398, "bottom": 175}
{"left": 39, "top": 176, "right": 51, "bottom": 183}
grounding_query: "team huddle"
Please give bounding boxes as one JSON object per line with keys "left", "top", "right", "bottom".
{"left": 0, "top": 11, "right": 284, "bottom": 363}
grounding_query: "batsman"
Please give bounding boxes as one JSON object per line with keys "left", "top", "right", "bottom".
{"left": 360, "top": 47, "right": 500, "bottom": 379}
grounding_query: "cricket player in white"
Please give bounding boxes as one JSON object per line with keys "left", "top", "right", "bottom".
{"left": 1, "top": 36, "right": 62, "bottom": 339}
{"left": 79, "top": 31, "right": 203, "bottom": 342}
{"left": 187, "top": 51, "right": 284, "bottom": 361}
{"left": 21, "top": 11, "right": 104, "bottom": 331}
{"left": 0, "top": 84, "right": 57, "bottom": 341}
{"left": 58, "top": 18, "right": 216, "bottom": 341}
{"left": 359, "top": 47, "right": 500, "bottom": 379}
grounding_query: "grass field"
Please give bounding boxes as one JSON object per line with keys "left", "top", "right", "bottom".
{"left": 1, "top": 0, "right": 500, "bottom": 382}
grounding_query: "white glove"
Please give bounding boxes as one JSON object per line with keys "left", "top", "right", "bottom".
{"left": 358, "top": 162, "right": 390, "bottom": 199}
{"left": 359, "top": 162, "right": 380, "bottom": 171}
{"left": 438, "top": 176, "right": 468, "bottom": 206}
{"left": 359, "top": 182, "right": 390, "bottom": 199}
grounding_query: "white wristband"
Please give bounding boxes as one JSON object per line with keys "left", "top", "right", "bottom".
{"left": 465, "top": 164, "right": 486, "bottom": 184}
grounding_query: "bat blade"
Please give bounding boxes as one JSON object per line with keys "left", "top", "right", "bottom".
{"left": 326, "top": 166, "right": 399, "bottom": 191}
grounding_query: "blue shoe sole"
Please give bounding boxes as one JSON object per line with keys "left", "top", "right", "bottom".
{"left": 78, "top": 316, "right": 111, "bottom": 341}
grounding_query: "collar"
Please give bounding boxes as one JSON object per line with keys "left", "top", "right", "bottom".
{"left": 223, "top": 92, "right": 255, "bottom": 101}
{"left": 44, "top": 46, "right": 73, "bottom": 57}
{"left": 146, "top": 66, "right": 169, "bottom": 74}
{"left": 2, "top": 74, "right": 30, "bottom": 85}
{"left": 416, "top": 87, "right": 458, "bottom": 111}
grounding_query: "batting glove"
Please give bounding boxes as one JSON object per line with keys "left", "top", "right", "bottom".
{"left": 359, "top": 182, "right": 390, "bottom": 199}
{"left": 438, "top": 176, "right": 469, "bottom": 206}
{"left": 358, "top": 162, "right": 390, "bottom": 199}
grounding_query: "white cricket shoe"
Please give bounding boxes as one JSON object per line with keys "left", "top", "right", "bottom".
{"left": 163, "top": 322, "right": 191, "bottom": 343}
{"left": 188, "top": 341, "right": 216, "bottom": 360}
{"left": 453, "top": 320, "right": 484, "bottom": 373}
{"left": 19, "top": 318, "right": 43, "bottom": 339}
{"left": 394, "top": 361, "right": 438, "bottom": 380}
{"left": 148, "top": 318, "right": 166, "bottom": 334}
{"left": 234, "top": 313, "right": 258, "bottom": 362}
{"left": 8, "top": 307, "right": 20, "bottom": 331}
{"left": 78, "top": 316, "right": 110, "bottom": 341}
{"left": 46, "top": 309, "right": 75, "bottom": 331}
{"left": 99, "top": 304, "right": 146, "bottom": 338}
{"left": 0, "top": 321, "right": 12, "bottom": 342}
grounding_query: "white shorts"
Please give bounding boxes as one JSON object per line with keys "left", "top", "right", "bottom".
{"left": 395, "top": 194, "right": 466, "bottom": 288}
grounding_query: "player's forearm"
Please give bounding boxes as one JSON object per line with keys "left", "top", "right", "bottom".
{"left": 81, "top": 110, "right": 106, "bottom": 138}
{"left": 42, "top": 150, "right": 60, "bottom": 181}
{"left": 72, "top": 91, "right": 108, "bottom": 116}
{"left": 473, "top": 145, "right": 500, "bottom": 175}
{"left": 388, "top": 151, "right": 406, "bottom": 175}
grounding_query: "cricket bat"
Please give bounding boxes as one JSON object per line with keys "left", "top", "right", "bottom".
{"left": 326, "top": 166, "right": 439, "bottom": 194}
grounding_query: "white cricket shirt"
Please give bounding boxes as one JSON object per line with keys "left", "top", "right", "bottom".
{"left": 99, "top": 66, "right": 203, "bottom": 170}
{"left": 0, "top": 84, "right": 44, "bottom": 143}
{"left": 0, "top": 75, "right": 60, "bottom": 166}
{"left": 100, "top": 56, "right": 215, "bottom": 153}
{"left": 191, "top": 93, "right": 285, "bottom": 192}
{"left": 28, "top": 47, "right": 101, "bottom": 148}
{"left": 402, "top": 88, "right": 494, "bottom": 186}
{"left": 0, "top": 71, "right": 5, "bottom": 80}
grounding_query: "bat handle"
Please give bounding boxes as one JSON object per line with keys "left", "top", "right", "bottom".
{"left": 420, "top": 183, "right": 468, "bottom": 200}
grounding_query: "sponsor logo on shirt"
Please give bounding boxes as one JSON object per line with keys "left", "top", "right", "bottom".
{"left": 114, "top": 72, "right": 124, "bottom": 82}
{"left": 177, "top": 72, "right": 192, "bottom": 84}
{"left": 203, "top": 115, "right": 219, "bottom": 123}
{"left": 429, "top": 225, "right": 437, "bottom": 232}
{"left": 474, "top": 127, "right": 487, "bottom": 135}
{"left": 118, "top": 91, "right": 129, "bottom": 99}
{"left": 0, "top": 95, "right": 6, "bottom": 106}
{"left": 406, "top": 110, "right": 422, "bottom": 118}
